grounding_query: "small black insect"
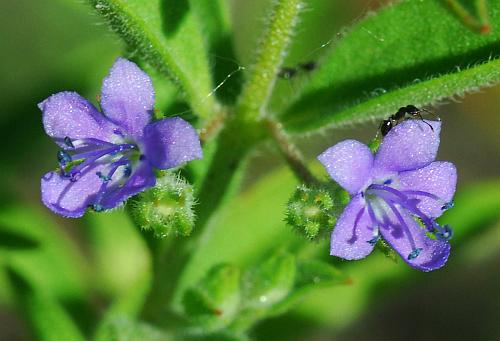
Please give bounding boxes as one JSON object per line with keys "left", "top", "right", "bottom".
{"left": 379, "top": 105, "right": 439, "bottom": 136}
{"left": 278, "top": 61, "right": 317, "bottom": 79}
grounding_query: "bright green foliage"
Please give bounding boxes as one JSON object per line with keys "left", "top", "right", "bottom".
{"left": 129, "top": 173, "right": 196, "bottom": 238}
{"left": 242, "top": 252, "right": 296, "bottom": 309}
{"left": 0, "top": 206, "right": 87, "bottom": 302}
{"left": 7, "top": 268, "right": 85, "bottom": 341}
{"left": 236, "top": 0, "right": 304, "bottom": 120}
{"left": 182, "top": 264, "right": 242, "bottom": 332}
{"left": 88, "top": 0, "right": 218, "bottom": 119}
{"left": 281, "top": 0, "right": 500, "bottom": 132}
{"left": 95, "top": 315, "right": 171, "bottom": 341}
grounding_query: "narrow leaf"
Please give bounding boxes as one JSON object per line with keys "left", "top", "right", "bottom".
{"left": 7, "top": 267, "right": 86, "bottom": 341}
{"left": 89, "top": 0, "right": 218, "bottom": 119}
{"left": 281, "top": 0, "right": 500, "bottom": 132}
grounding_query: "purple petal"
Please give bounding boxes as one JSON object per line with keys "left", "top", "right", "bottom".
{"left": 318, "top": 140, "right": 373, "bottom": 194}
{"left": 99, "top": 161, "right": 156, "bottom": 209}
{"left": 374, "top": 120, "right": 441, "bottom": 173}
{"left": 100, "top": 58, "right": 154, "bottom": 138}
{"left": 330, "top": 194, "right": 376, "bottom": 260}
{"left": 39, "top": 92, "right": 116, "bottom": 145}
{"left": 380, "top": 210, "right": 450, "bottom": 272}
{"left": 399, "top": 161, "right": 457, "bottom": 218}
{"left": 142, "top": 117, "right": 202, "bottom": 169}
{"left": 41, "top": 165, "right": 105, "bottom": 218}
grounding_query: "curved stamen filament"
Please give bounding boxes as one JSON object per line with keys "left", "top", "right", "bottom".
{"left": 368, "top": 185, "right": 439, "bottom": 232}
{"left": 64, "top": 144, "right": 136, "bottom": 180}
{"left": 381, "top": 196, "right": 419, "bottom": 254}
{"left": 348, "top": 206, "right": 366, "bottom": 243}
{"left": 400, "top": 190, "right": 453, "bottom": 210}
{"left": 365, "top": 200, "right": 380, "bottom": 243}
{"left": 92, "top": 158, "right": 130, "bottom": 211}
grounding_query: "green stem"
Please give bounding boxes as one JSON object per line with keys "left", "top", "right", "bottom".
{"left": 475, "top": 0, "right": 491, "bottom": 33}
{"left": 265, "top": 118, "right": 318, "bottom": 185}
{"left": 444, "top": 0, "right": 484, "bottom": 34}
{"left": 140, "top": 117, "right": 265, "bottom": 322}
{"left": 236, "top": 0, "right": 303, "bottom": 121}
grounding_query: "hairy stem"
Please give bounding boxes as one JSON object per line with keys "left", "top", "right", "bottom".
{"left": 141, "top": 117, "right": 265, "bottom": 322}
{"left": 266, "top": 119, "right": 318, "bottom": 185}
{"left": 236, "top": 0, "right": 303, "bottom": 121}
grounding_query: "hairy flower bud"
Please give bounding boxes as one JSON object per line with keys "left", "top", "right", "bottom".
{"left": 285, "top": 184, "right": 346, "bottom": 241}
{"left": 128, "top": 173, "right": 196, "bottom": 237}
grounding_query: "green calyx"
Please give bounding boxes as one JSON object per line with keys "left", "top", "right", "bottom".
{"left": 128, "top": 173, "right": 196, "bottom": 238}
{"left": 286, "top": 184, "right": 346, "bottom": 241}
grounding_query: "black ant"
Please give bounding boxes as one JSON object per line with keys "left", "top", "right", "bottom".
{"left": 379, "top": 105, "right": 440, "bottom": 137}
{"left": 278, "top": 61, "right": 317, "bottom": 79}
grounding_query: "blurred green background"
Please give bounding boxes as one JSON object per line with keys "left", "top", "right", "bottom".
{"left": 0, "top": 0, "right": 499, "bottom": 340}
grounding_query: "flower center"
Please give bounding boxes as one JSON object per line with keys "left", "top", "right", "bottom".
{"left": 55, "top": 131, "right": 141, "bottom": 211}
{"left": 358, "top": 181, "right": 454, "bottom": 260}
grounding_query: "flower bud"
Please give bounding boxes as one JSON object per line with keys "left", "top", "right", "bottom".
{"left": 128, "top": 173, "right": 196, "bottom": 238}
{"left": 285, "top": 184, "right": 345, "bottom": 241}
{"left": 182, "top": 264, "right": 241, "bottom": 332}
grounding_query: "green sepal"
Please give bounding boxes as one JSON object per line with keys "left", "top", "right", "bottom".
{"left": 95, "top": 314, "right": 171, "bottom": 341}
{"left": 242, "top": 252, "right": 296, "bottom": 309}
{"left": 375, "top": 238, "right": 398, "bottom": 263}
{"left": 182, "top": 264, "right": 241, "bottom": 332}
{"left": 285, "top": 183, "right": 345, "bottom": 241}
{"left": 128, "top": 173, "right": 196, "bottom": 238}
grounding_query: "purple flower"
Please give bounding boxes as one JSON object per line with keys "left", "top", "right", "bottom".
{"left": 318, "top": 120, "right": 456, "bottom": 271}
{"left": 39, "top": 58, "right": 202, "bottom": 218}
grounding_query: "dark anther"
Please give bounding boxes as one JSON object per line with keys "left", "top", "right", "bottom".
{"left": 57, "top": 150, "right": 72, "bottom": 165}
{"left": 383, "top": 179, "right": 393, "bottom": 185}
{"left": 64, "top": 136, "right": 75, "bottom": 148}
{"left": 367, "top": 235, "right": 380, "bottom": 245}
{"left": 441, "top": 201, "right": 454, "bottom": 210}
{"left": 96, "top": 171, "right": 112, "bottom": 182}
{"left": 91, "top": 204, "right": 104, "bottom": 212}
{"left": 123, "top": 165, "right": 132, "bottom": 177}
{"left": 407, "top": 247, "right": 423, "bottom": 260}
{"left": 436, "top": 224, "right": 453, "bottom": 241}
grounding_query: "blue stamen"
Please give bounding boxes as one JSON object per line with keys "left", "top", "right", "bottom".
{"left": 408, "top": 248, "right": 422, "bottom": 260}
{"left": 435, "top": 224, "right": 453, "bottom": 241}
{"left": 367, "top": 235, "right": 380, "bottom": 245}
{"left": 383, "top": 179, "right": 392, "bottom": 185}
{"left": 123, "top": 165, "right": 132, "bottom": 177}
{"left": 91, "top": 204, "right": 104, "bottom": 212}
{"left": 441, "top": 201, "right": 454, "bottom": 210}
{"left": 96, "top": 171, "right": 112, "bottom": 182}
{"left": 57, "top": 150, "right": 72, "bottom": 165}
{"left": 64, "top": 136, "right": 75, "bottom": 148}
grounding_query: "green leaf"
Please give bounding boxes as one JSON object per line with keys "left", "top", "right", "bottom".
{"left": 7, "top": 267, "right": 85, "bottom": 341}
{"left": 236, "top": 0, "right": 304, "bottom": 120}
{"left": 94, "top": 314, "right": 171, "bottom": 341}
{"left": 0, "top": 229, "right": 39, "bottom": 250}
{"left": 267, "top": 259, "right": 349, "bottom": 316}
{"left": 280, "top": 0, "right": 500, "bottom": 132}
{"left": 182, "top": 264, "right": 241, "bottom": 332}
{"left": 89, "top": 0, "right": 218, "bottom": 119}
{"left": 84, "top": 210, "right": 150, "bottom": 304}
{"left": 189, "top": 0, "right": 243, "bottom": 103}
{"left": 0, "top": 206, "right": 88, "bottom": 303}
{"left": 242, "top": 252, "right": 296, "bottom": 309}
